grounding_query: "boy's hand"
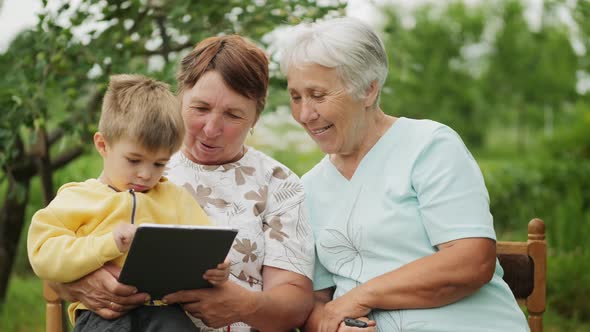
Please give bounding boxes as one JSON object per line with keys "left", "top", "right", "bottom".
{"left": 203, "top": 259, "right": 230, "bottom": 286}
{"left": 113, "top": 223, "right": 137, "bottom": 252}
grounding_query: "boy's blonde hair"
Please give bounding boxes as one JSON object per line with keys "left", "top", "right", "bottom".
{"left": 99, "top": 74, "right": 184, "bottom": 153}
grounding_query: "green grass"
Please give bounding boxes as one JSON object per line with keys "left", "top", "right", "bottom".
{"left": 545, "top": 306, "right": 590, "bottom": 332}
{"left": 0, "top": 275, "right": 45, "bottom": 332}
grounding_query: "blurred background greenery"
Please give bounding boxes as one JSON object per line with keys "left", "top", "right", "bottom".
{"left": 1, "top": 0, "right": 589, "bottom": 331}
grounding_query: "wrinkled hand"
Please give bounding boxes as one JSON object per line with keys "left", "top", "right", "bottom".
{"left": 54, "top": 263, "right": 148, "bottom": 319}
{"left": 319, "top": 293, "right": 371, "bottom": 332}
{"left": 337, "top": 317, "right": 376, "bottom": 332}
{"left": 113, "top": 223, "right": 137, "bottom": 252}
{"left": 203, "top": 259, "right": 230, "bottom": 285}
{"left": 163, "top": 281, "right": 251, "bottom": 328}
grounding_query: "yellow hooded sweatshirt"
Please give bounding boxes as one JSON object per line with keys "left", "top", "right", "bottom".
{"left": 27, "top": 177, "right": 209, "bottom": 323}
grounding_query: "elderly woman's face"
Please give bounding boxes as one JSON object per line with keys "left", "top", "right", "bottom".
{"left": 287, "top": 64, "right": 368, "bottom": 156}
{"left": 181, "top": 71, "right": 258, "bottom": 165}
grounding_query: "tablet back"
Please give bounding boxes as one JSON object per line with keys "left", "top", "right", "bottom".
{"left": 119, "top": 224, "right": 238, "bottom": 299}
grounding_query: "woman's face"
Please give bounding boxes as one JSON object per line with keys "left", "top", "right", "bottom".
{"left": 287, "top": 63, "right": 369, "bottom": 156}
{"left": 181, "top": 70, "right": 258, "bottom": 165}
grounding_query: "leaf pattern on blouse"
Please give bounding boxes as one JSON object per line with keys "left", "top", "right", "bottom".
{"left": 320, "top": 189, "right": 370, "bottom": 280}
{"left": 370, "top": 310, "right": 428, "bottom": 332}
{"left": 211, "top": 164, "right": 237, "bottom": 172}
{"left": 233, "top": 238, "right": 258, "bottom": 263}
{"left": 295, "top": 203, "right": 312, "bottom": 242}
{"left": 202, "top": 165, "right": 222, "bottom": 171}
{"left": 244, "top": 186, "right": 268, "bottom": 216}
{"left": 271, "top": 166, "right": 289, "bottom": 179}
{"left": 234, "top": 165, "right": 256, "bottom": 186}
{"left": 261, "top": 205, "right": 314, "bottom": 276}
{"left": 236, "top": 271, "right": 262, "bottom": 287}
{"left": 272, "top": 181, "right": 303, "bottom": 203}
{"left": 221, "top": 164, "right": 236, "bottom": 171}
{"left": 262, "top": 216, "right": 289, "bottom": 242}
{"left": 227, "top": 201, "right": 246, "bottom": 218}
{"left": 182, "top": 183, "right": 229, "bottom": 209}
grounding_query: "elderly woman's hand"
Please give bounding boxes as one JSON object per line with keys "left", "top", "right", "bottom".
{"left": 51, "top": 263, "right": 149, "bottom": 319}
{"left": 163, "top": 280, "right": 249, "bottom": 328}
{"left": 319, "top": 292, "right": 372, "bottom": 332}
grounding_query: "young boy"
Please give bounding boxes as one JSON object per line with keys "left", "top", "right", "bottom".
{"left": 27, "top": 74, "right": 228, "bottom": 332}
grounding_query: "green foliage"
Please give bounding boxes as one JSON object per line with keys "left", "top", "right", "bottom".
{"left": 379, "top": 0, "right": 581, "bottom": 149}
{"left": 483, "top": 160, "right": 590, "bottom": 253}
{"left": 483, "top": 158, "right": 590, "bottom": 323}
{"left": 0, "top": 15, "right": 96, "bottom": 166}
{"left": 0, "top": 0, "right": 346, "bottom": 177}
{"left": 547, "top": 252, "right": 590, "bottom": 321}
{"left": 382, "top": 2, "right": 488, "bottom": 146}
{"left": 543, "top": 101, "right": 590, "bottom": 160}
{"left": 269, "top": 149, "right": 324, "bottom": 177}
{"left": 486, "top": 1, "right": 577, "bottom": 103}
{"left": 572, "top": 0, "right": 590, "bottom": 73}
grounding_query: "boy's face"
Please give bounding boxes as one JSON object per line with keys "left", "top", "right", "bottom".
{"left": 94, "top": 133, "right": 172, "bottom": 192}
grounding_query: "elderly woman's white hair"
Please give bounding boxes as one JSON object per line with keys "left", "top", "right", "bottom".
{"left": 280, "top": 17, "right": 388, "bottom": 104}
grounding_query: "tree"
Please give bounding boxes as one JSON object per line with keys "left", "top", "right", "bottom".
{"left": 380, "top": 2, "right": 488, "bottom": 147}
{"left": 0, "top": 0, "right": 345, "bottom": 302}
{"left": 377, "top": 0, "right": 582, "bottom": 150}
{"left": 482, "top": 0, "right": 579, "bottom": 148}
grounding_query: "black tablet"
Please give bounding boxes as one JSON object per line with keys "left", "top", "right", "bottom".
{"left": 118, "top": 223, "right": 238, "bottom": 299}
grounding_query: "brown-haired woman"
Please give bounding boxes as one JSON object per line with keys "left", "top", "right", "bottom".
{"left": 50, "top": 35, "right": 315, "bottom": 332}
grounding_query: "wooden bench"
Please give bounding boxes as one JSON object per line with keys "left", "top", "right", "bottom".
{"left": 43, "top": 280, "right": 64, "bottom": 332}
{"left": 43, "top": 218, "right": 546, "bottom": 332}
{"left": 497, "top": 218, "right": 546, "bottom": 332}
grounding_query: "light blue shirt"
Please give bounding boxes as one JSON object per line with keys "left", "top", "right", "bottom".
{"left": 303, "top": 118, "right": 529, "bottom": 332}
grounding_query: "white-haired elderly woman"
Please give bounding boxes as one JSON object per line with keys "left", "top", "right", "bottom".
{"left": 280, "top": 17, "right": 530, "bottom": 332}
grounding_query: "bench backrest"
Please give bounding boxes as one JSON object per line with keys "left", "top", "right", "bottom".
{"left": 497, "top": 218, "right": 546, "bottom": 332}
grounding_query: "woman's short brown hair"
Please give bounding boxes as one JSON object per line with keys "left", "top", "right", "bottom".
{"left": 176, "top": 35, "right": 269, "bottom": 115}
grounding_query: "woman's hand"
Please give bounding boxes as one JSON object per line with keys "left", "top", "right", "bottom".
{"left": 164, "top": 266, "right": 313, "bottom": 331}
{"left": 337, "top": 317, "right": 376, "bottom": 332}
{"left": 50, "top": 263, "right": 149, "bottom": 319}
{"left": 319, "top": 291, "right": 371, "bottom": 332}
{"left": 163, "top": 280, "right": 250, "bottom": 328}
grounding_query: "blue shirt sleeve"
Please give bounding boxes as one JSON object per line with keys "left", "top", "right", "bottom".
{"left": 411, "top": 126, "right": 497, "bottom": 246}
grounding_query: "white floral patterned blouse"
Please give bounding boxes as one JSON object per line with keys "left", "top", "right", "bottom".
{"left": 164, "top": 147, "right": 314, "bottom": 331}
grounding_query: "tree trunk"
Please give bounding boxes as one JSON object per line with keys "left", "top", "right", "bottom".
{"left": 34, "top": 128, "right": 69, "bottom": 331}
{"left": 35, "top": 127, "right": 55, "bottom": 205}
{"left": 0, "top": 172, "right": 31, "bottom": 302}
{"left": 0, "top": 135, "right": 35, "bottom": 302}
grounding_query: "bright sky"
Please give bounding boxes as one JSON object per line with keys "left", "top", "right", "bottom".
{"left": 0, "top": 0, "right": 41, "bottom": 52}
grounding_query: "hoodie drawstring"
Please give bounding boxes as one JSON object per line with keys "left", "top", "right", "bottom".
{"left": 128, "top": 189, "right": 137, "bottom": 224}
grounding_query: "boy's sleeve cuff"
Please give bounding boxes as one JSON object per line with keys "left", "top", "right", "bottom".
{"left": 93, "top": 232, "right": 123, "bottom": 264}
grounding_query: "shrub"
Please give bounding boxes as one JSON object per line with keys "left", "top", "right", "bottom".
{"left": 0, "top": 276, "right": 44, "bottom": 332}
{"left": 547, "top": 252, "right": 590, "bottom": 321}
{"left": 483, "top": 160, "right": 590, "bottom": 253}
{"left": 483, "top": 160, "right": 590, "bottom": 321}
